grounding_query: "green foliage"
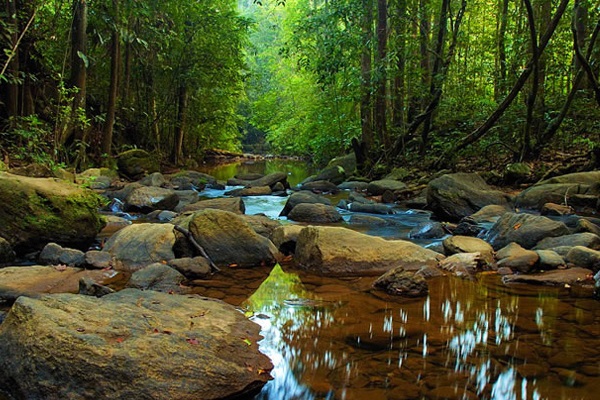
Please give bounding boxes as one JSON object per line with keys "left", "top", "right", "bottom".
{"left": 0, "top": 115, "right": 54, "bottom": 166}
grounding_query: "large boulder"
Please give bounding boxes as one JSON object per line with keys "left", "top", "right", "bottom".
{"left": 0, "top": 172, "right": 106, "bottom": 253}
{"left": 280, "top": 190, "right": 331, "bottom": 217}
{"left": 426, "top": 173, "right": 511, "bottom": 221}
{"left": 181, "top": 197, "right": 246, "bottom": 214}
{"left": 515, "top": 171, "right": 600, "bottom": 211}
{"left": 102, "top": 223, "right": 177, "bottom": 272}
{"left": 126, "top": 262, "right": 189, "bottom": 293}
{"left": 367, "top": 179, "right": 407, "bottom": 196}
{"left": 116, "top": 149, "right": 160, "bottom": 180}
{"left": 125, "top": 186, "right": 179, "bottom": 212}
{"left": 295, "top": 226, "right": 443, "bottom": 275}
{"left": 565, "top": 246, "right": 600, "bottom": 272}
{"left": 485, "top": 212, "right": 570, "bottom": 250}
{"left": 287, "top": 203, "right": 343, "bottom": 223}
{"left": 442, "top": 235, "right": 494, "bottom": 265}
{"left": 534, "top": 232, "right": 600, "bottom": 251}
{"left": 188, "top": 209, "right": 278, "bottom": 268}
{"left": 373, "top": 268, "right": 429, "bottom": 297}
{"left": 247, "top": 172, "right": 289, "bottom": 189}
{"left": 0, "top": 289, "right": 272, "bottom": 399}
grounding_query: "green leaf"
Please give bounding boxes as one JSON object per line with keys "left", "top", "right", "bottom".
{"left": 77, "top": 51, "right": 89, "bottom": 68}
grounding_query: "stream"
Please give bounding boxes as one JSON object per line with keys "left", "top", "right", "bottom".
{"left": 191, "top": 160, "right": 600, "bottom": 400}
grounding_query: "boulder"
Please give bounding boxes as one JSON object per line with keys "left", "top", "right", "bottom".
{"left": 84, "top": 250, "right": 112, "bottom": 269}
{"left": 533, "top": 232, "right": 600, "bottom": 251}
{"left": 102, "top": 223, "right": 177, "bottom": 272}
{"left": 39, "top": 242, "right": 86, "bottom": 267}
{"left": 469, "top": 204, "right": 511, "bottom": 223}
{"left": 348, "top": 202, "right": 394, "bottom": 214}
{"left": 138, "top": 172, "right": 166, "bottom": 187}
{"left": 188, "top": 209, "right": 278, "bottom": 268}
{"left": 169, "top": 257, "right": 212, "bottom": 279}
{"left": 502, "top": 267, "right": 593, "bottom": 286}
{"left": 496, "top": 243, "right": 539, "bottom": 273}
{"left": 504, "top": 163, "right": 532, "bottom": 183}
{"left": 116, "top": 149, "right": 160, "bottom": 179}
{"left": 485, "top": 212, "right": 570, "bottom": 250}
{"left": 426, "top": 173, "right": 511, "bottom": 222}
{"left": 453, "top": 217, "right": 486, "bottom": 237}
{"left": 409, "top": 222, "right": 446, "bottom": 239}
{"left": 241, "top": 214, "right": 281, "bottom": 239}
{"left": 0, "top": 172, "right": 106, "bottom": 253}
{"left": 181, "top": 197, "right": 246, "bottom": 214}
{"left": 347, "top": 215, "right": 389, "bottom": 226}
{"left": 535, "top": 250, "right": 565, "bottom": 270}
{"left": 337, "top": 181, "right": 369, "bottom": 191}
{"left": 271, "top": 225, "right": 305, "bottom": 255}
{"left": 0, "top": 289, "right": 272, "bottom": 399}
{"left": 373, "top": 268, "right": 429, "bottom": 297}
{"left": 367, "top": 179, "right": 407, "bottom": 196}
{"left": 300, "top": 180, "right": 340, "bottom": 194}
{"left": 295, "top": 226, "right": 442, "bottom": 275}
{"left": 247, "top": 172, "right": 289, "bottom": 189}
{"left": 515, "top": 171, "right": 600, "bottom": 210}
{"left": 438, "top": 253, "right": 482, "bottom": 278}
{"left": 127, "top": 262, "right": 189, "bottom": 294}
{"left": 443, "top": 236, "right": 494, "bottom": 265}
{"left": 541, "top": 202, "right": 574, "bottom": 216}
{"left": 280, "top": 191, "right": 331, "bottom": 217}
{"left": 173, "top": 190, "right": 201, "bottom": 211}
{"left": 565, "top": 246, "right": 600, "bottom": 272}
{"left": 0, "top": 266, "right": 115, "bottom": 303}
{"left": 225, "top": 186, "right": 272, "bottom": 197}
{"left": 313, "top": 165, "right": 347, "bottom": 185}
{"left": 78, "top": 277, "right": 114, "bottom": 297}
{"left": 288, "top": 203, "right": 343, "bottom": 223}
{"left": 125, "top": 186, "right": 179, "bottom": 212}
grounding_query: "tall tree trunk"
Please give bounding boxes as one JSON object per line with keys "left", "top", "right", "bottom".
{"left": 66, "top": 0, "right": 87, "bottom": 147}
{"left": 521, "top": 0, "right": 538, "bottom": 161}
{"left": 4, "top": 0, "right": 20, "bottom": 119}
{"left": 573, "top": 0, "right": 588, "bottom": 89}
{"left": 357, "top": 0, "right": 373, "bottom": 172}
{"left": 374, "top": 0, "right": 388, "bottom": 148}
{"left": 391, "top": 0, "right": 407, "bottom": 148}
{"left": 172, "top": 84, "right": 187, "bottom": 165}
{"left": 410, "top": 0, "right": 430, "bottom": 122}
{"left": 495, "top": 0, "right": 509, "bottom": 100}
{"left": 101, "top": 0, "right": 120, "bottom": 159}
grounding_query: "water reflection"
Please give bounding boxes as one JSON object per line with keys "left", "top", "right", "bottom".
{"left": 238, "top": 266, "right": 599, "bottom": 400}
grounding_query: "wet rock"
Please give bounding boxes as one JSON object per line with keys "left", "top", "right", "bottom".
{"left": 0, "top": 289, "right": 272, "bottom": 400}
{"left": 295, "top": 226, "right": 442, "bottom": 275}
{"left": 287, "top": 203, "right": 343, "bottom": 223}
{"left": 241, "top": 214, "right": 281, "bottom": 239}
{"left": 453, "top": 217, "right": 485, "bottom": 237}
{"left": 409, "top": 222, "right": 446, "bottom": 239}
{"left": 77, "top": 168, "right": 118, "bottom": 188}
{"left": 502, "top": 267, "right": 593, "bottom": 286}
{"left": 125, "top": 186, "right": 179, "bottom": 212}
{"left": 367, "top": 179, "right": 407, "bottom": 196}
{"left": 146, "top": 210, "right": 178, "bottom": 222}
{"left": 313, "top": 162, "right": 351, "bottom": 185}
{"left": 438, "top": 253, "right": 481, "bottom": 278}
{"left": 572, "top": 217, "right": 600, "bottom": 236}
{"left": 0, "top": 266, "right": 114, "bottom": 303}
{"left": 443, "top": 235, "right": 494, "bottom": 264}
{"left": 39, "top": 242, "right": 85, "bottom": 267}
{"left": 280, "top": 191, "right": 331, "bottom": 217}
{"left": 138, "top": 171, "right": 166, "bottom": 187}
{"left": 170, "top": 170, "right": 216, "bottom": 187}
{"left": 78, "top": 276, "right": 114, "bottom": 297}
{"left": 0, "top": 237, "right": 15, "bottom": 264}
{"left": 0, "top": 172, "right": 106, "bottom": 253}
{"left": 347, "top": 202, "right": 394, "bottom": 214}
{"left": 127, "top": 262, "right": 189, "bottom": 294}
{"left": 102, "top": 223, "right": 177, "bottom": 272}
{"left": 300, "top": 180, "right": 340, "bottom": 194}
{"left": 116, "top": 149, "right": 160, "bottom": 179}
{"left": 348, "top": 215, "right": 389, "bottom": 226}
{"left": 188, "top": 209, "right": 278, "bottom": 268}
{"left": 485, "top": 212, "right": 570, "bottom": 250}
{"left": 496, "top": 242, "right": 539, "bottom": 273}
{"left": 426, "top": 173, "right": 511, "bottom": 222}
{"left": 534, "top": 232, "right": 600, "bottom": 251}
{"left": 225, "top": 186, "right": 272, "bottom": 196}
{"left": 373, "top": 268, "right": 428, "bottom": 297}
{"left": 247, "top": 171, "right": 289, "bottom": 189}
{"left": 271, "top": 225, "right": 304, "bottom": 255}
{"left": 337, "top": 181, "right": 369, "bottom": 191}
{"left": 469, "top": 204, "right": 511, "bottom": 223}
{"left": 541, "top": 202, "right": 574, "bottom": 216}
{"left": 349, "top": 192, "right": 375, "bottom": 204}
{"left": 98, "top": 215, "right": 131, "bottom": 237}
{"left": 565, "top": 246, "right": 600, "bottom": 272}
{"left": 535, "top": 250, "right": 565, "bottom": 270}
{"left": 169, "top": 257, "right": 211, "bottom": 279}
{"left": 181, "top": 197, "right": 246, "bottom": 214}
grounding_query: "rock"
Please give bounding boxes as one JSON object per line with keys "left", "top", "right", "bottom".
{"left": 9, "top": 163, "right": 53, "bottom": 177}
{"left": 0, "top": 266, "right": 114, "bottom": 303}
{"left": 373, "top": 268, "right": 428, "bottom": 297}
{"left": 280, "top": 191, "right": 331, "bottom": 217}
{"left": 104, "top": 182, "right": 142, "bottom": 202}
{"left": 0, "top": 289, "right": 272, "bottom": 399}
{"left": 502, "top": 267, "right": 593, "bottom": 286}
{"left": 565, "top": 246, "right": 600, "bottom": 272}
{"left": 573, "top": 217, "right": 600, "bottom": 236}
{"left": 127, "top": 262, "right": 189, "bottom": 294}
{"left": 188, "top": 209, "right": 278, "bottom": 268}
{"left": 169, "top": 171, "right": 214, "bottom": 189}
{"left": 337, "top": 181, "right": 369, "bottom": 191}
{"left": 367, "top": 179, "right": 407, "bottom": 196}
{"left": 535, "top": 250, "right": 565, "bottom": 270}
{"left": 504, "top": 163, "right": 532, "bottom": 183}
{"left": 347, "top": 215, "right": 389, "bottom": 226}
{"left": 453, "top": 217, "right": 486, "bottom": 237}
{"left": 426, "top": 173, "right": 511, "bottom": 222}
{"left": 534, "top": 232, "right": 600, "bottom": 250}
{"left": 78, "top": 276, "right": 114, "bottom": 297}
{"left": 469, "top": 204, "right": 510, "bottom": 223}
{"left": 116, "top": 149, "right": 160, "bottom": 179}
{"left": 348, "top": 202, "right": 394, "bottom": 214}
{"left": 271, "top": 225, "right": 305, "bottom": 255}
{"left": 541, "top": 202, "right": 574, "bottom": 216}
{"left": 39, "top": 242, "right": 86, "bottom": 267}
{"left": 125, "top": 186, "right": 179, "bottom": 212}
{"left": 295, "top": 226, "right": 442, "bottom": 275}
{"left": 496, "top": 242, "right": 539, "bottom": 273}
{"left": 438, "top": 253, "right": 481, "bottom": 278}
{"left": 300, "top": 180, "right": 340, "bottom": 194}
{"left": 443, "top": 236, "right": 494, "bottom": 265}
{"left": 235, "top": 173, "right": 264, "bottom": 181}
{"left": 84, "top": 250, "right": 112, "bottom": 269}
{"left": 313, "top": 165, "right": 347, "bottom": 185}
{"left": 225, "top": 186, "right": 272, "bottom": 196}
{"left": 0, "top": 237, "right": 15, "bottom": 264}
{"left": 0, "top": 172, "right": 106, "bottom": 253}
{"left": 102, "top": 223, "right": 177, "bottom": 272}
{"left": 181, "top": 197, "right": 246, "bottom": 214}
{"left": 169, "top": 257, "right": 212, "bottom": 279}
{"left": 98, "top": 215, "right": 131, "bottom": 237}
{"left": 409, "top": 222, "right": 446, "bottom": 239}
{"left": 485, "top": 212, "right": 570, "bottom": 250}
{"left": 349, "top": 192, "right": 375, "bottom": 204}
{"left": 287, "top": 203, "right": 343, "bottom": 223}
{"left": 173, "top": 190, "right": 201, "bottom": 211}
{"left": 241, "top": 214, "right": 281, "bottom": 239}
{"left": 138, "top": 171, "right": 166, "bottom": 187}
{"left": 247, "top": 171, "right": 289, "bottom": 189}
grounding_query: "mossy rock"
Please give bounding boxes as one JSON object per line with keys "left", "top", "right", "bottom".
{"left": 0, "top": 172, "right": 106, "bottom": 254}
{"left": 116, "top": 149, "right": 160, "bottom": 180}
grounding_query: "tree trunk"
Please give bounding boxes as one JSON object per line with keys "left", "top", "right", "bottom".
{"left": 495, "top": 0, "right": 509, "bottom": 100}
{"left": 410, "top": 0, "right": 430, "bottom": 122}
{"left": 4, "top": 0, "right": 20, "bottom": 119}
{"left": 521, "top": 0, "right": 538, "bottom": 161}
{"left": 358, "top": 0, "right": 373, "bottom": 171}
{"left": 374, "top": 0, "right": 388, "bottom": 148}
{"left": 101, "top": 0, "right": 120, "bottom": 159}
{"left": 172, "top": 84, "right": 187, "bottom": 165}
{"left": 66, "top": 0, "right": 87, "bottom": 147}
{"left": 391, "top": 0, "right": 407, "bottom": 149}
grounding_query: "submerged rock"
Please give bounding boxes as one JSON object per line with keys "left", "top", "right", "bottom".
{"left": 373, "top": 268, "right": 429, "bottom": 297}
{"left": 0, "top": 289, "right": 272, "bottom": 399}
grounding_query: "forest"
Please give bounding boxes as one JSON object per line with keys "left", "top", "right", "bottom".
{"left": 1, "top": 0, "right": 599, "bottom": 174}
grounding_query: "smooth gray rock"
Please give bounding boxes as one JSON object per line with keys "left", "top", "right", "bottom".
{"left": 125, "top": 186, "right": 179, "bottom": 212}
{"left": 565, "top": 246, "right": 600, "bottom": 272}
{"left": 534, "top": 233, "right": 600, "bottom": 251}
{"left": 496, "top": 242, "right": 539, "bottom": 273}
{"left": 535, "top": 250, "right": 565, "bottom": 270}
{"left": 169, "top": 257, "right": 212, "bottom": 279}
{"left": 287, "top": 203, "right": 343, "bottom": 223}
{"left": 485, "top": 212, "right": 570, "bottom": 250}
{"left": 280, "top": 191, "right": 331, "bottom": 217}
{"left": 367, "top": 179, "right": 407, "bottom": 196}
{"left": 39, "top": 242, "right": 85, "bottom": 267}
{"left": 127, "top": 262, "right": 188, "bottom": 293}
{"left": 181, "top": 197, "right": 246, "bottom": 214}
{"left": 409, "top": 222, "right": 446, "bottom": 239}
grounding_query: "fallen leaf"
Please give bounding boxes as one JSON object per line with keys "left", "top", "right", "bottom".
{"left": 186, "top": 338, "right": 200, "bottom": 345}
{"left": 242, "top": 338, "right": 252, "bottom": 346}
{"left": 513, "top": 223, "right": 522, "bottom": 230}
{"left": 229, "top": 263, "right": 239, "bottom": 268}
{"left": 257, "top": 368, "right": 269, "bottom": 375}
{"left": 115, "top": 337, "right": 125, "bottom": 343}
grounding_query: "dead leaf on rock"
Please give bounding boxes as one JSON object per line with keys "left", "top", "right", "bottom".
{"left": 186, "top": 338, "right": 199, "bottom": 345}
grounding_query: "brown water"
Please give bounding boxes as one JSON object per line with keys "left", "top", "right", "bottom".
{"left": 190, "top": 263, "right": 600, "bottom": 400}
